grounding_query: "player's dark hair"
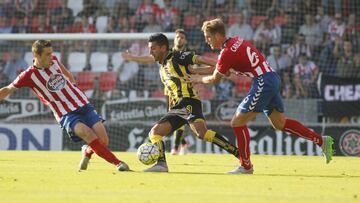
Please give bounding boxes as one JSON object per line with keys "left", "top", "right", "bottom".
{"left": 149, "top": 33, "right": 169, "bottom": 50}
{"left": 32, "top": 40, "right": 52, "bottom": 55}
{"left": 175, "top": 29, "right": 187, "bottom": 40}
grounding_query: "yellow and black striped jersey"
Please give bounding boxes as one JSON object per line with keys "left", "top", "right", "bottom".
{"left": 160, "top": 50, "right": 199, "bottom": 107}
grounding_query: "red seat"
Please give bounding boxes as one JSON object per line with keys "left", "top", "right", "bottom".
{"left": 76, "top": 71, "right": 94, "bottom": 91}
{"left": 99, "top": 71, "right": 117, "bottom": 92}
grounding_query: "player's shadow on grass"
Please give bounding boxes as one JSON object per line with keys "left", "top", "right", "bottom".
{"left": 256, "top": 173, "right": 360, "bottom": 178}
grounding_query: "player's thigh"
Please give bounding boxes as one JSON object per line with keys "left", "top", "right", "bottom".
{"left": 231, "top": 111, "right": 258, "bottom": 127}
{"left": 150, "top": 121, "right": 173, "bottom": 137}
{"left": 91, "top": 121, "right": 109, "bottom": 146}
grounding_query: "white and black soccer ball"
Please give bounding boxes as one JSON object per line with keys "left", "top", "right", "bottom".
{"left": 137, "top": 142, "right": 160, "bottom": 165}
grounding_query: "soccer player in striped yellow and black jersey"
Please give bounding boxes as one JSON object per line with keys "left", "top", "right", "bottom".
{"left": 122, "top": 29, "right": 191, "bottom": 155}
{"left": 142, "top": 33, "right": 240, "bottom": 172}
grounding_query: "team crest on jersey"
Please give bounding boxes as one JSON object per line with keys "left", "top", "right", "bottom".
{"left": 46, "top": 74, "right": 66, "bottom": 92}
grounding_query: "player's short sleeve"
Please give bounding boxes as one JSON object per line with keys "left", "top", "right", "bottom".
{"left": 12, "top": 68, "right": 32, "bottom": 88}
{"left": 174, "top": 51, "right": 195, "bottom": 66}
{"left": 216, "top": 49, "right": 233, "bottom": 75}
{"left": 293, "top": 65, "right": 300, "bottom": 74}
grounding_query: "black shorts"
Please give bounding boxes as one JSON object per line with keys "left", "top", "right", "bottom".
{"left": 157, "top": 97, "right": 204, "bottom": 131}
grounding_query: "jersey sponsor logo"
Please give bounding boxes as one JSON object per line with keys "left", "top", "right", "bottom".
{"left": 246, "top": 46, "right": 259, "bottom": 67}
{"left": 46, "top": 74, "right": 66, "bottom": 92}
{"left": 339, "top": 130, "right": 360, "bottom": 156}
{"left": 230, "top": 39, "right": 243, "bottom": 52}
{"left": 180, "top": 51, "right": 191, "bottom": 59}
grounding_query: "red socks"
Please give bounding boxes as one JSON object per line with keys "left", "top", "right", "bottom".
{"left": 88, "top": 138, "right": 121, "bottom": 166}
{"left": 233, "top": 125, "right": 252, "bottom": 170}
{"left": 283, "top": 119, "right": 323, "bottom": 146}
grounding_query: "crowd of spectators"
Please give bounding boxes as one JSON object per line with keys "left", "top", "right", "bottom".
{"left": 0, "top": 0, "right": 359, "bottom": 102}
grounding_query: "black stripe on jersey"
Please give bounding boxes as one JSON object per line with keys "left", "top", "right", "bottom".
{"left": 171, "top": 57, "right": 195, "bottom": 98}
{"left": 172, "top": 58, "right": 184, "bottom": 77}
{"left": 172, "top": 77, "right": 183, "bottom": 98}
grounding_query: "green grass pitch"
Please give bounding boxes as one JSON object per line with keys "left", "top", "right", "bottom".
{"left": 1, "top": 151, "right": 359, "bottom": 203}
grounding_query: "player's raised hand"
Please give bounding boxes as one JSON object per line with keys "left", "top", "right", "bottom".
{"left": 121, "top": 50, "right": 132, "bottom": 61}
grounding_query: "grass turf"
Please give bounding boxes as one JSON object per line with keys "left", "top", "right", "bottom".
{"left": 0, "top": 151, "right": 359, "bottom": 203}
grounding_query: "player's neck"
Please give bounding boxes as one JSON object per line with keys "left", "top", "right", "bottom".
{"left": 33, "top": 60, "right": 48, "bottom": 69}
{"left": 160, "top": 51, "right": 170, "bottom": 64}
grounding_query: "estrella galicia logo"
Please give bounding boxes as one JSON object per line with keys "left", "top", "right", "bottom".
{"left": 215, "top": 100, "right": 238, "bottom": 121}
{"left": 339, "top": 130, "right": 360, "bottom": 156}
{"left": 46, "top": 74, "right": 66, "bottom": 92}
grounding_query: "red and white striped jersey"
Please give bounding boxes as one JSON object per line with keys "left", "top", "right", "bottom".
{"left": 12, "top": 56, "right": 89, "bottom": 121}
{"left": 217, "top": 36, "right": 274, "bottom": 78}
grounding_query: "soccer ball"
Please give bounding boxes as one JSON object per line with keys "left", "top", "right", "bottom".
{"left": 137, "top": 142, "right": 160, "bottom": 165}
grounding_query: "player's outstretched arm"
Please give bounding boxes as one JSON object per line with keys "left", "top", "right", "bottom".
{"left": 0, "top": 84, "right": 17, "bottom": 101}
{"left": 188, "top": 69, "right": 223, "bottom": 85}
{"left": 188, "top": 65, "right": 215, "bottom": 75}
{"left": 59, "top": 62, "right": 76, "bottom": 84}
{"left": 193, "top": 55, "right": 217, "bottom": 67}
{"left": 121, "top": 51, "right": 155, "bottom": 64}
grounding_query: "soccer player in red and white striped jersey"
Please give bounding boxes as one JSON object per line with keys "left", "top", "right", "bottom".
{"left": 189, "top": 19, "right": 334, "bottom": 174}
{"left": 0, "top": 40, "right": 129, "bottom": 172}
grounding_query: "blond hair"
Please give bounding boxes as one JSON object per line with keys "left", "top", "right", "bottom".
{"left": 201, "top": 18, "right": 226, "bottom": 36}
{"left": 32, "top": 40, "right": 52, "bottom": 55}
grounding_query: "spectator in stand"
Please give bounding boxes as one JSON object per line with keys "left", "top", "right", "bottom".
{"left": 115, "top": 59, "right": 140, "bottom": 98}
{"left": 286, "top": 34, "right": 312, "bottom": 64}
{"left": 170, "top": 0, "right": 188, "bottom": 12}
{"left": 0, "top": 1, "right": 15, "bottom": 18}
{"left": 353, "top": 52, "right": 360, "bottom": 78}
{"left": 328, "top": 13, "right": 346, "bottom": 41}
{"left": 0, "top": 15, "right": 12, "bottom": 34}
{"left": 296, "top": 0, "right": 319, "bottom": 24}
{"left": 158, "top": 0, "right": 179, "bottom": 31}
{"left": 281, "top": 70, "right": 293, "bottom": 99}
{"left": 4, "top": 48, "right": 28, "bottom": 81}
{"left": 266, "top": 44, "right": 291, "bottom": 73}
{"left": 318, "top": 35, "right": 341, "bottom": 75}
{"left": 315, "top": 6, "right": 331, "bottom": 34}
{"left": 142, "top": 13, "right": 162, "bottom": 33}
{"left": 299, "top": 14, "right": 322, "bottom": 48}
{"left": 66, "top": 15, "right": 97, "bottom": 70}
{"left": 66, "top": 15, "right": 96, "bottom": 33}
{"left": 335, "top": 39, "right": 357, "bottom": 78}
{"left": 51, "top": 0, "right": 74, "bottom": 33}
{"left": 280, "top": 10, "right": 298, "bottom": 47}
{"left": 31, "top": 14, "right": 54, "bottom": 33}
{"left": 135, "top": 0, "right": 161, "bottom": 31}
{"left": 345, "top": 13, "right": 360, "bottom": 38}
{"left": 253, "top": 18, "right": 281, "bottom": 54}
{"left": 185, "top": 14, "right": 205, "bottom": 53}
{"left": 293, "top": 54, "right": 319, "bottom": 98}
{"left": 79, "top": 0, "right": 99, "bottom": 19}
{"left": 12, "top": 13, "right": 29, "bottom": 33}
{"left": 163, "top": 13, "right": 181, "bottom": 32}
{"left": 15, "top": 0, "right": 39, "bottom": 17}
{"left": 227, "top": 11, "right": 253, "bottom": 41}
{"left": 322, "top": 0, "right": 342, "bottom": 15}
